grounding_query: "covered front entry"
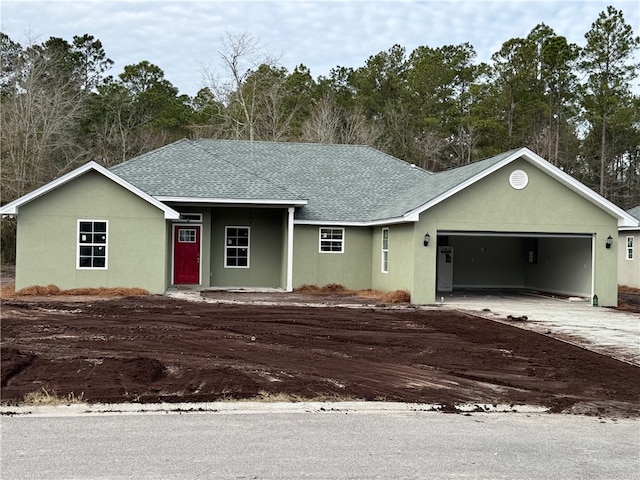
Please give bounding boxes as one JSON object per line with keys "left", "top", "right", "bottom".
{"left": 436, "top": 232, "right": 593, "bottom": 298}
{"left": 167, "top": 206, "right": 296, "bottom": 290}
{"left": 173, "top": 224, "right": 201, "bottom": 284}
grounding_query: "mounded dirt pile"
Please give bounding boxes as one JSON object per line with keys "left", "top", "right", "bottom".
{"left": 1, "top": 296, "right": 639, "bottom": 417}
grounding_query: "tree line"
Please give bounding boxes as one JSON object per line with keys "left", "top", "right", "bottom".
{"left": 1, "top": 6, "right": 639, "bottom": 262}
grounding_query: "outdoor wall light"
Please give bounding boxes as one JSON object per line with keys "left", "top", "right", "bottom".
{"left": 605, "top": 235, "right": 613, "bottom": 249}
{"left": 423, "top": 233, "right": 431, "bottom": 247}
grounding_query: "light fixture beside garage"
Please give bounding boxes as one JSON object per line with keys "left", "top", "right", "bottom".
{"left": 509, "top": 169, "right": 529, "bottom": 189}
{"left": 606, "top": 235, "right": 613, "bottom": 249}
{"left": 423, "top": 233, "right": 430, "bottom": 247}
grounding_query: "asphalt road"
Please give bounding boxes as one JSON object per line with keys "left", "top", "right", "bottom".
{"left": 2, "top": 407, "right": 639, "bottom": 479}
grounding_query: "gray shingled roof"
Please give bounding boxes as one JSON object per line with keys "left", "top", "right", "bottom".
{"left": 373, "top": 150, "right": 518, "bottom": 220}
{"left": 110, "top": 139, "right": 515, "bottom": 223}
{"left": 193, "top": 139, "right": 434, "bottom": 221}
{"left": 627, "top": 205, "right": 640, "bottom": 221}
{"left": 111, "top": 139, "right": 305, "bottom": 202}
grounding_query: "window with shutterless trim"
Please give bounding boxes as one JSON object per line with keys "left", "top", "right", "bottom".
{"left": 627, "top": 236, "right": 634, "bottom": 260}
{"left": 225, "top": 226, "right": 250, "bottom": 267}
{"left": 77, "top": 220, "right": 108, "bottom": 269}
{"left": 319, "top": 228, "right": 344, "bottom": 253}
{"left": 381, "top": 228, "right": 389, "bottom": 273}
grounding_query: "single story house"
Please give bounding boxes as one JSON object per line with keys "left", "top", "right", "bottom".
{"left": 2, "top": 140, "right": 637, "bottom": 306}
{"left": 618, "top": 205, "right": 640, "bottom": 289}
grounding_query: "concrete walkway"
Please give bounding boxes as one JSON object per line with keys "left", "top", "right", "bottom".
{"left": 437, "top": 291, "right": 639, "bottom": 366}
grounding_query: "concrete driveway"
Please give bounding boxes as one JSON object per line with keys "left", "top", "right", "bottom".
{"left": 437, "top": 291, "right": 639, "bottom": 366}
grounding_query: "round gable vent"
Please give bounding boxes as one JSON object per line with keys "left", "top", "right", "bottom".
{"left": 509, "top": 169, "right": 529, "bottom": 190}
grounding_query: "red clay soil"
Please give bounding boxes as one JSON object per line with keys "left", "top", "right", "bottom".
{"left": 2, "top": 295, "right": 639, "bottom": 417}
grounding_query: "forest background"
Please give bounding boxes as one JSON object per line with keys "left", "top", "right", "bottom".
{"left": 1, "top": 5, "right": 639, "bottom": 263}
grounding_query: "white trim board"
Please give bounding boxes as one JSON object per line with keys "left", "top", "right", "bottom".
{"left": 0, "top": 161, "right": 180, "bottom": 220}
{"left": 158, "top": 197, "right": 307, "bottom": 206}
{"left": 405, "top": 148, "right": 638, "bottom": 228}
{"left": 437, "top": 231, "right": 594, "bottom": 238}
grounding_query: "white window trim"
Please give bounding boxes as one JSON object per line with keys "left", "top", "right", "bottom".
{"left": 224, "top": 226, "right": 250, "bottom": 269}
{"left": 177, "top": 228, "right": 198, "bottom": 243}
{"left": 381, "top": 228, "right": 389, "bottom": 273}
{"left": 177, "top": 212, "right": 203, "bottom": 223}
{"left": 77, "top": 219, "right": 108, "bottom": 270}
{"left": 627, "top": 236, "right": 634, "bottom": 260}
{"left": 319, "top": 227, "right": 345, "bottom": 253}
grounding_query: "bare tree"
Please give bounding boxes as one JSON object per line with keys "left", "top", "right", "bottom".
{"left": 1, "top": 41, "right": 87, "bottom": 201}
{"left": 449, "top": 124, "right": 478, "bottom": 166}
{"left": 301, "top": 95, "right": 380, "bottom": 146}
{"left": 301, "top": 95, "right": 341, "bottom": 143}
{"left": 341, "top": 105, "right": 381, "bottom": 146}
{"left": 255, "top": 81, "right": 301, "bottom": 141}
{"left": 203, "top": 32, "right": 278, "bottom": 140}
{"left": 414, "top": 130, "right": 448, "bottom": 171}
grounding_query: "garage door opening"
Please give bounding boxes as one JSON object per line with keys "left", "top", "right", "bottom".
{"left": 436, "top": 232, "right": 593, "bottom": 299}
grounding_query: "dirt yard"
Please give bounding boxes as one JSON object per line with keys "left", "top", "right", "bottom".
{"left": 2, "top": 292, "right": 639, "bottom": 417}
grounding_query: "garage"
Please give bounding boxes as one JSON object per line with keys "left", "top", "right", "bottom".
{"left": 436, "top": 232, "right": 593, "bottom": 298}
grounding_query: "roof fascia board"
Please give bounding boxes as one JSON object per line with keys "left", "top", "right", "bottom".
{"left": 294, "top": 216, "right": 414, "bottom": 227}
{"left": 406, "top": 147, "right": 638, "bottom": 227}
{"left": 158, "top": 197, "right": 308, "bottom": 206}
{"left": 438, "top": 230, "right": 593, "bottom": 238}
{"left": 403, "top": 152, "right": 517, "bottom": 220}
{"left": 520, "top": 149, "right": 637, "bottom": 227}
{"left": 0, "top": 161, "right": 180, "bottom": 220}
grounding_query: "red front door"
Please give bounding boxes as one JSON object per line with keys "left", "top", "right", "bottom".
{"left": 173, "top": 225, "right": 200, "bottom": 284}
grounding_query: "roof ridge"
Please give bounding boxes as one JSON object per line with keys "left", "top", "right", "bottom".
{"left": 196, "top": 139, "right": 433, "bottom": 173}
{"left": 110, "top": 138, "right": 191, "bottom": 170}
{"left": 196, "top": 138, "right": 369, "bottom": 148}
{"left": 359, "top": 144, "right": 435, "bottom": 175}
{"left": 191, "top": 141, "right": 307, "bottom": 201}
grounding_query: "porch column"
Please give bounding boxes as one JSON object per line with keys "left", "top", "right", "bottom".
{"left": 286, "top": 207, "right": 295, "bottom": 291}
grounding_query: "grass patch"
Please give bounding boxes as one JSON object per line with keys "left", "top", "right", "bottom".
{"left": 21, "top": 387, "right": 85, "bottom": 406}
{"left": 245, "top": 390, "right": 359, "bottom": 402}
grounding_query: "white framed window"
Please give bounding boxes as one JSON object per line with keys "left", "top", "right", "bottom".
{"left": 381, "top": 228, "right": 389, "bottom": 273}
{"left": 178, "top": 228, "right": 197, "bottom": 243}
{"left": 225, "top": 226, "right": 250, "bottom": 268}
{"left": 627, "top": 236, "right": 634, "bottom": 260}
{"left": 319, "top": 228, "right": 344, "bottom": 253}
{"left": 178, "top": 213, "right": 202, "bottom": 223}
{"left": 77, "top": 220, "right": 108, "bottom": 269}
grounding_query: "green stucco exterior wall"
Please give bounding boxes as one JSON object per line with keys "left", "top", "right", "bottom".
{"left": 292, "top": 225, "right": 372, "bottom": 289}
{"left": 618, "top": 231, "right": 639, "bottom": 288}
{"left": 411, "top": 159, "right": 619, "bottom": 305}
{"left": 15, "top": 171, "right": 168, "bottom": 294}
{"left": 208, "top": 207, "right": 286, "bottom": 288}
{"left": 371, "top": 223, "right": 415, "bottom": 293}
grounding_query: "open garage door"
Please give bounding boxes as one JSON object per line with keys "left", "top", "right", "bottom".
{"left": 436, "top": 232, "right": 593, "bottom": 298}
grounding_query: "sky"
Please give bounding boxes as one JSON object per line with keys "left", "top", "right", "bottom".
{"left": 1, "top": 0, "right": 638, "bottom": 97}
